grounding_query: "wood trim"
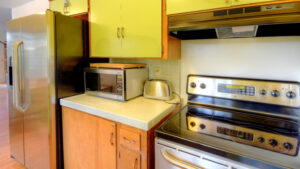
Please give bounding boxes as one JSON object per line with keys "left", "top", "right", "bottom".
{"left": 147, "top": 104, "right": 181, "bottom": 169}
{"left": 162, "top": 0, "right": 168, "bottom": 59}
{"left": 168, "top": 0, "right": 300, "bottom": 16}
{"left": 70, "top": 12, "right": 89, "bottom": 21}
{"left": 88, "top": 0, "right": 91, "bottom": 58}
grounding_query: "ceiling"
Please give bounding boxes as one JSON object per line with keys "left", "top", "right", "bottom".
{"left": 0, "top": 0, "right": 33, "bottom": 8}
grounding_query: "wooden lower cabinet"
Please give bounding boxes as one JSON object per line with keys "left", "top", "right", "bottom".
{"left": 118, "top": 147, "right": 141, "bottom": 169}
{"left": 62, "top": 106, "right": 179, "bottom": 169}
{"left": 62, "top": 107, "right": 116, "bottom": 169}
{"left": 97, "top": 117, "right": 117, "bottom": 169}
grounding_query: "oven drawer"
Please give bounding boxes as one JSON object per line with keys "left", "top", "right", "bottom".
{"left": 155, "top": 138, "right": 255, "bottom": 169}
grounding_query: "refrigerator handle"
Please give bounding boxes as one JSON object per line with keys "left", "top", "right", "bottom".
{"left": 12, "top": 40, "right": 25, "bottom": 112}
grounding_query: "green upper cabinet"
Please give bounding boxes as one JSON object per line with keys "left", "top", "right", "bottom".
{"left": 90, "top": 0, "right": 162, "bottom": 58}
{"left": 167, "top": 0, "right": 278, "bottom": 15}
{"left": 167, "top": 0, "right": 231, "bottom": 15}
{"left": 50, "top": 0, "right": 88, "bottom": 15}
{"left": 90, "top": 0, "right": 122, "bottom": 57}
{"left": 121, "top": 0, "right": 161, "bottom": 58}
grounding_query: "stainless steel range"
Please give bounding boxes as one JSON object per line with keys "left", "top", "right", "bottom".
{"left": 155, "top": 75, "right": 300, "bottom": 169}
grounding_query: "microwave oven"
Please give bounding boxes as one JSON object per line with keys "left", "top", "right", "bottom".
{"left": 84, "top": 67, "right": 148, "bottom": 101}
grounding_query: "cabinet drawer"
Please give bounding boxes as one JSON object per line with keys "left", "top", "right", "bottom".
{"left": 119, "top": 128, "right": 141, "bottom": 151}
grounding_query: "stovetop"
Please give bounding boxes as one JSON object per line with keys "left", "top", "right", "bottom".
{"left": 155, "top": 105, "right": 300, "bottom": 169}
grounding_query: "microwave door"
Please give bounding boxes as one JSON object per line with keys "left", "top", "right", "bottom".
{"left": 85, "top": 72, "right": 100, "bottom": 91}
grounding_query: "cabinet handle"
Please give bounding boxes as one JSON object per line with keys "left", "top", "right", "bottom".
{"left": 134, "top": 158, "right": 138, "bottom": 169}
{"left": 121, "top": 27, "right": 125, "bottom": 39}
{"left": 117, "top": 27, "right": 121, "bottom": 39}
{"left": 110, "top": 132, "right": 114, "bottom": 145}
{"left": 123, "top": 137, "right": 136, "bottom": 144}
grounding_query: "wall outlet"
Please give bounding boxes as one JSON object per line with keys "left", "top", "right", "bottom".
{"left": 153, "top": 66, "right": 162, "bottom": 78}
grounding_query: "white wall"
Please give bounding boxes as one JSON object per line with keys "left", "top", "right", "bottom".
{"left": 12, "top": 0, "right": 49, "bottom": 19}
{"left": 181, "top": 37, "right": 300, "bottom": 103}
{"left": 0, "top": 7, "right": 11, "bottom": 83}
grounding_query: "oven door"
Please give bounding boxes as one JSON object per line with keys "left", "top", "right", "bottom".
{"left": 155, "top": 138, "right": 255, "bottom": 169}
{"left": 84, "top": 68, "right": 125, "bottom": 100}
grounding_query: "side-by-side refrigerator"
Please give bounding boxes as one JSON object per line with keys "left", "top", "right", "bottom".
{"left": 6, "top": 10, "right": 86, "bottom": 169}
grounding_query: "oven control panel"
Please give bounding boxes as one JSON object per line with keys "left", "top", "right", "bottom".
{"left": 187, "top": 75, "right": 300, "bottom": 107}
{"left": 187, "top": 116, "right": 298, "bottom": 156}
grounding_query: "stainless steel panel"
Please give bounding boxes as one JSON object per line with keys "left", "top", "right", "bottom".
{"left": 21, "top": 14, "right": 50, "bottom": 169}
{"left": 125, "top": 68, "right": 148, "bottom": 100}
{"left": 155, "top": 138, "right": 254, "bottom": 169}
{"left": 187, "top": 116, "right": 298, "bottom": 156}
{"left": 187, "top": 75, "right": 300, "bottom": 107}
{"left": 7, "top": 18, "right": 25, "bottom": 165}
{"left": 168, "top": 2, "right": 300, "bottom": 31}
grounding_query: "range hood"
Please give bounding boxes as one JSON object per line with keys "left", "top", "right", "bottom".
{"left": 169, "top": 2, "right": 300, "bottom": 39}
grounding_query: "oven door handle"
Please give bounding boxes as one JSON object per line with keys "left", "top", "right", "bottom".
{"left": 161, "top": 148, "right": 205, "bottom": 169}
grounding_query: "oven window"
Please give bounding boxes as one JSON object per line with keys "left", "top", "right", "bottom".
{"left": 85, "top": 72, "right": 99, "bottom": 91}
{"left": 100, "top": 74, "right": 123, "bottom": 95}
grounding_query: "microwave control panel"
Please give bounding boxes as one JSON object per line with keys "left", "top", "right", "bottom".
{"left": 187, "top": 75, "right": 300, "bottom": 107}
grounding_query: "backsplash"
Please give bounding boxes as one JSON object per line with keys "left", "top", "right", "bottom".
{"left": 110, "top": 59, "right": 181, "bottom": 94}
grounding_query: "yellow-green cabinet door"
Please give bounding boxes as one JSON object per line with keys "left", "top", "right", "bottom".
{"left": 90, "top": 0, "right": 122, "bottom": 57}
{"left": 50, "top": 0, "right": 88, "bottom": 15}
{"left": 122, "top": 0, "right": 162, "bottom": 58}
{"left": 231, "top": 0, "right": 277, "bottom": 6}
{"left": 167, "top": 0, "right": 231, "bottom": 15}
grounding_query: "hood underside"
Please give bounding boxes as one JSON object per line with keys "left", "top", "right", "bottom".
{"left": 169, "top": 2, "right": 300, "bottom": 39}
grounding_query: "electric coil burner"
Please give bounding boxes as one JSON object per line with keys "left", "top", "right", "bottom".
{"left": 156, "top": 75, "right": 300, "bottom": 169}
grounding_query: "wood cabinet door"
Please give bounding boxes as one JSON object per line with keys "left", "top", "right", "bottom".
{"left": 62, "top": 107, "right": 98, "bottom": 169}
{"left": 167, "top": 0, "right": 231, "bottom": 15}
{"left": 90, "top": 0, "right": 122, "bottom": 57}
{"left": 50, "top": 0, "right": 88, "bottom": 15}
{"left": 97, "top": 118, "right": 117, "bottom": 169}
{"left": 121, "top": 0, "right": 162, "bottom": 58}
{"left": 118, "top": 146, "right": 141, "bottom": 169}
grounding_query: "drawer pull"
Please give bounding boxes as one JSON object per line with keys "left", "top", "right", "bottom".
{"left": 123, "top": 137, "right": 136, "bottom": 144}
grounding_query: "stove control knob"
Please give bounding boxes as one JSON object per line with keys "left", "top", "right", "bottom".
{"left": 269, "top": 139, "right": 278, "bottom": 147}
{"left": 286, "top": 91, "right": 296, "bottom": 99}
{"left": 199, "top": 124, "right": 206, "bottom": 129}
{"left": 190, "top": 82, "right": 196, "bottom": 88}
{"left": 271, "top": 90, "right": 280, "bottom": 97}
{"left": 260, "top": 90, "right": 267, "bottom": 96}
{"left": 283, "top": 142, "right": 293, "bottom": 150}
{"left": 190, "top": 121, "right": 196, "bottom": 127}
{"left": 200, "top": 83, "right": 206, "bottom": 89}
{"left": 258, "top": 137, "right": 265, "bottom": 143}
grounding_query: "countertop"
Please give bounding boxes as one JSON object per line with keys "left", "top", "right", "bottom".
{"left": 60, "top": 94, "right": 176, "bottom": 131}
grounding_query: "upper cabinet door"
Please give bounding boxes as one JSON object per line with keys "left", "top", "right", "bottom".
{"left": 90, "top": 0, "right": 122, "bottom": 57}
{"left": 231, "top": 0, "right": 276, "bottom": 6}
{"left": 167, "top": 0, "right": 231, "bottom": 15}
{"left": 50, "top": 0, "right": 88, "bottom": 15}
{"left": 121, "top": 0, "right": 162, "bottom": 58}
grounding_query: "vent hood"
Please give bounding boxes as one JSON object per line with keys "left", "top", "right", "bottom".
{"left": 169, "top": 2, "right": 300, "bottom": 39}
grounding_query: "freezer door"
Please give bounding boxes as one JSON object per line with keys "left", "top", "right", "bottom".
{"left": 21, "top": 14, "right": 50, "bottom": 169}
{"left": 7, "top": 18, "right": 25, "bottom": 165}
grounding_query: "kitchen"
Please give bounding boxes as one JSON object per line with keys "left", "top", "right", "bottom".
{"left": 0, "top": 0, "right": 300, "bottom": 169}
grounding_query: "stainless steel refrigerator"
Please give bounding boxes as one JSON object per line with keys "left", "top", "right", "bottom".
{"left": 6, "top": 10, "right": 86, "bottom": 169}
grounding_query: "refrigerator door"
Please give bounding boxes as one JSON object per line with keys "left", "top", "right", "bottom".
{"left": 21, "top": 14, "right": 50, "bottom": 169}
{"left": 7, "top": 18, "right": 25, "bottom": 165}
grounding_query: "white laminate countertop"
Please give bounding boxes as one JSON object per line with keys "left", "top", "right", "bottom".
{"left": 60, "top": 94, "right": 176, "bottom": 131}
